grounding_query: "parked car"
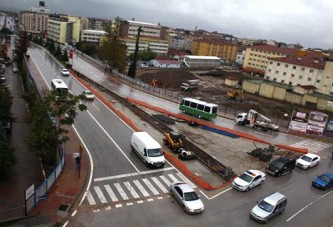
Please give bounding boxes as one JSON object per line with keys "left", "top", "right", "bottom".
{"left": 266, "top": 156, "right": 296, "bottom": 177}
{"left": 169, "top": 181, "right": 204, "bottom": 214}
{"left": 232, "top": 170, "right": 265, "bottom": 192}
{"left": 82, "top": 90, "right": 95, "bottom": 100}
{"left": 61, "top": 68, "right": 70, "bottom": 76}
{"left": 12, "top": 66, "right": 18, "bottom": 73}
{"left": 312, "top": 172, "right": 333, "bottom": 190}
{"left": 0, "top": 74, "right": 6, "bottom": 83}
{"left": 250, "top": 192, "right": 287, "bottom": 223}
{"left": 296, "top": 153, "right": 320, "bottom": 169}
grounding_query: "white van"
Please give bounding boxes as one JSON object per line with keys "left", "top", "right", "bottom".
{"left": 131, "top": 132, "right": 165, "bottom": 168}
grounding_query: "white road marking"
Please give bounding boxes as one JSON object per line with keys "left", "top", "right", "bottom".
{"left": 126, "top": 202, "right": 133, "bottom": 206}
{"left": 86, "top": 110, "right": 140, "bottom": 173}
{"left": 86, "top": 191, "right": 96, "bottom": 205}
{"left": 105, "top": 206, "right": 111, "bottom": 210}
{"left": 151, "top": 177, "right": 168, "bottom": 193}
{"left": 176, "top": 172, "right": 196, "bottom": 188}
{"left": 114, "top": 183, "right": 129, "bottom": 200}
{"left": 115, "top": 204, "right": 122, "bottom": 208}
{"left": 168, "top": 174, "right": 179, "bottom": 183}
{"left": 94, "top": 186, "right": 108, "bottom": 203}
{"left": 104, "top": 185, "right": 118, "bottom": 202}
{"left": 133, "top": 180, "right": 150, "bottom": 197}
{"left": 124, "top": 181, "right": 140, "bottom": 199}
{"left": 142, "top": 178, "right": 159, "bottom": 195}
{"left": 159, "top": 175, "right": 171, "bottom": 186}
{"left": 147, "top": 198, "right": 154, "bottom": 202}
{"left": 137, "top": 200, "right": 144, "bottom": 204}
{"left": 94, "top": 167, "right": 174, "bottom": 182}
{"left": 287, "top": 190, "right": 333, "bottom": 222}
{"left": 207, "top": 187, "right": 232, "bottom": 200}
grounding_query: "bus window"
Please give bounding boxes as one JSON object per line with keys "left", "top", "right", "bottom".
{"left": 204, "top": 106, "right": 211, "bottom": 113}
{"left": 184, "top": 100, "right": 190, "bottom": 106}
{"left": 190, "top": 102, "right": 197, "bottom": 109}
{"left": 212, "top": 106, "right": 218, "bottom": 114}
{"left": 197, "top": 104, "right": 204, "bottom": 111}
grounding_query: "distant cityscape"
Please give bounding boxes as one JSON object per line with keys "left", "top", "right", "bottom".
{"left": 2, "top": 1, "right": 333, "bottom": 112}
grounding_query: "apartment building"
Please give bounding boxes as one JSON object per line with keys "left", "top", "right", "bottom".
{"left": 19, "top": 1, "right": 54, "bottom": 33}
{"left": 264, "top": 51, "right": 333, "bottom": 95}
{"left": 170, "top": 36, "right": 192, "bottom": 51}
{"left": 119, "top": 20, "right": 161, "bottom": 39}
{"left": 86, "top": 17, "right": 109, "bottom": 30}
{"left": 243, "top": 45, "right": 298, "bottom": 76}
{"left": 81, "top": 30, "right": 106, "bottom": 44}
{"left": 47, "top": 15, "right": 83, "bottom": 44}
{"left": 183, "top": 55, "right": 222, "bottom": 68}
{"left": 191, "top": 39, "right": 238, "bottom": 62}
{"left": 122, "top": 37, "right": 168, "bottom": 56}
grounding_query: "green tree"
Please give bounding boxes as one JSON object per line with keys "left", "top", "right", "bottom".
{"left": 27, "top": 90, "right": 87, "bottom": 167}
{"left": 139, "top": 50, "right": 156, "bottom": 61}
{"left": 97, "top": 18, "right": 127, "bottom": 73}
{"left": 13, "top": 30, "right": 30, "bottom": 63}
{"left": 62, "top": 49, "right": 69, "bottom": 63}
{"left": 76, "top": 41, "right": 97, "bottom": 56}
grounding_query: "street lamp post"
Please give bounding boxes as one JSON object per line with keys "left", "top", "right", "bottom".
{"left": 127, "top": 26, "right": 143, "bottom": 79}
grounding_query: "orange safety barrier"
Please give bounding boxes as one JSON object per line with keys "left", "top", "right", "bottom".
{"left": 126, "top": 97, "right": 309, "bottom": 154}
{"left": 275, "top": 144, "right": 308, "bottom": 154}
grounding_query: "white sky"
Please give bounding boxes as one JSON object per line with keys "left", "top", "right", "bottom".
{"left": 1, "top": 0, "right": 333, "bottom": 49}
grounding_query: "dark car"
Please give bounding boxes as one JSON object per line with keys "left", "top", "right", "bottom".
{"left": 312, "top": 172, "right": 333, "bottom": 190}
{"left": 266, "top": 156, "right": 296, "bottom": 177}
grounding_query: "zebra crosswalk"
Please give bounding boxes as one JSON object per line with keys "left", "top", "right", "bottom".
{"left": 86, "top": 172, "right": 194, "bottom": 206}
{"left": 289, "top": 139, "right": 332, "bottom": 153}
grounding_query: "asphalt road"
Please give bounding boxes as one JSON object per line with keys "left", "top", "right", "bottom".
{"left": 26, "top": 45, "right": 333, "bottom": 227}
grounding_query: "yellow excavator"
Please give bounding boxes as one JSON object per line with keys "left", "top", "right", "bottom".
{"left": 163, "top": 131, "right": 184, "bottom": 153}
{"left": 226, "top": 87, "right": 244, "bottom": 101}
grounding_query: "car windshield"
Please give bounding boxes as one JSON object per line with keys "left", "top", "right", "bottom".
{"left": 85, "top": 91, "right": 92, "bottom": 95}
{"left": 184, "top": 191, "right": 199, "bottom": 201}
{"left": 271, "top": 161, "right": 284, "bottom": 169}
{"left": 147, "top": 148, "right": 163, "bottom": 157}
{"left": 301, "top": 156, "right": 312, "bottom": 162}
{"left": 239, "top": 173, "right": 253, "bottom": 183}
{"left": 258, "top": 200, "right": 274, "bottom": 212}
{"left": 319, "top": 174, "right": 330, "bottom": 183}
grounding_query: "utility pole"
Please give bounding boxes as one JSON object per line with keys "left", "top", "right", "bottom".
{"left": 127, "top": 26, "right": 143, "bottom": 79}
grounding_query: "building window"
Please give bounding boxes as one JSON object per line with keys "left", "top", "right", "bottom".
{"left": 301, "top": 67, "right": 305, "bottom": 71}
{"left": 308, "top": 78, "right": 311, "bottom": 81}
{"left": 268, "top": 69, "right": 271, "bottom": 72}
{"left": 270, "top": 61, "right": 273, "bottom": 64}
{"left": 310, "top": 69, "right": 314, "bottom": 73}
{"left": 317, "top": 80, "right": 320, "bottom": 83}
{"left": 291, "top": 74, "right": 295, "bottom": 77}
{"left": 289, "top": 82, "right": 292, "bottom": 86}
{"left": 273, "top": 78, "right": 277, "bottom": 82}
{"left": 277, "top": 63, "right": 280, "bottom": 66}
{"left": 299, "top": 75, "right": 303, "bottom": 79}
{"left": 283, "top": 72, "right": 286, "bottom": 76}
{"left": 275, "top": 70, "right": 279, "bottom": 74}
{"left": 266, "top": 76, "right": 270, "bottom": 80}
{"left": 281, "top": 80, "right": 285, "bottom": 83}
{"left": 285, "top": 64, "right": 288, "bottom": 68}
{"left": 293, "top": 66, "right": 296, "bottom": 69}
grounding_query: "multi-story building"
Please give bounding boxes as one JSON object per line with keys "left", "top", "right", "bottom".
{"left": 191, "top": 39, "right": 238, "bottom": 62}
{"left": 81, "top": 30, "right": 106, "bottom": 44}
{"left": 243, "top": 45, "right": 298, "bottom": 76}
{"left": 86, "top": 17, "right": 109, "bottom": 30}
{"left": 264, "top": 50, "right": 333, "bottom": 95}
{"left": 19, "top": 1, "right": 54, "bottom": 33}
{"left": 119, "top": 20, "right": 161, "bottom": 39}
{"left": 170, "top": 36, "right": 192, "bottom": 51}
{"left": 47, "top": 14, "right": 83, "bottom": 44}
{"left": 122, "top": 36, "right": 168, "bottom": 56}
{"left": 183, "top": 55, "right": 222, "bottom": 68}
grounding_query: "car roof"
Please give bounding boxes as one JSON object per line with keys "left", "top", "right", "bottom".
{"left": 244, "top": 170, "right": 263, "bottom": 177}
{"left": 303, "top": 153, "right": 319, "bottom": 158}
{"left": 263, "top": 192, "right": 286, "bottom": 205}
{"left": 274, "top": 156, "right": 293, "bottom": 163}
{"left": 174, "top": 182, "right": 194, "bottom": 193}
{"left": 323, "top": 172, "right": 333, "bottom": 178}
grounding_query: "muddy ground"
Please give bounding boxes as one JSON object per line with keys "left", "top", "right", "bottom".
{"left": 136, "top": 68, "right": 321, "bottom": 119}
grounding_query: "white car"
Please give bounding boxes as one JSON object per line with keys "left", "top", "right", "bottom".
{"left": 296, "top": 153, "right": 320, "bottom": 169}
{"left": 61, "top": 68, "right": 70, "bottom": 76}
{"left": 82, "top": 90, "right": 95, "bottom": 100}
{"left": 232, "top": 170, "right": 265, "bottom": 191}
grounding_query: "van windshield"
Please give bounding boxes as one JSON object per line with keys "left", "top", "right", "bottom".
{"left": 147, "top": 148, "right": 163, "bottom": 157}
{"left": 258, "top": 200, "right": 274, "bottom": 212}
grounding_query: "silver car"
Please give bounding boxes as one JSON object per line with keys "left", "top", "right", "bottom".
{"left": 250, "top": 192, "right": 287, "bottom": 223}
{"left": 169, "top": 181, "right": 204, "bottom": 214}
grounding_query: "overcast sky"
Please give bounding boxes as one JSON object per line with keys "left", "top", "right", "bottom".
{"left": 1, "top": 0, "right": 333, "bottom": 49}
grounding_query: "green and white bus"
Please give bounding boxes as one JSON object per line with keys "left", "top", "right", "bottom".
{"left": 179, "top": 97, "right": 219, "bottom": 120}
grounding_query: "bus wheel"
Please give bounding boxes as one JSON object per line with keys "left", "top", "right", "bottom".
{"left": 198, "top": 115, "right": 202, "bottom": 119}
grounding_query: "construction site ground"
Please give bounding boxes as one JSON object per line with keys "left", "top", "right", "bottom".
{"left": 94, "top": 77, "right": 280, "bottom": 190}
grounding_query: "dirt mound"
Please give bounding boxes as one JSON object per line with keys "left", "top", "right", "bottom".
{"left": 137, "top": 70, "right": 198, "bottom": 90}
